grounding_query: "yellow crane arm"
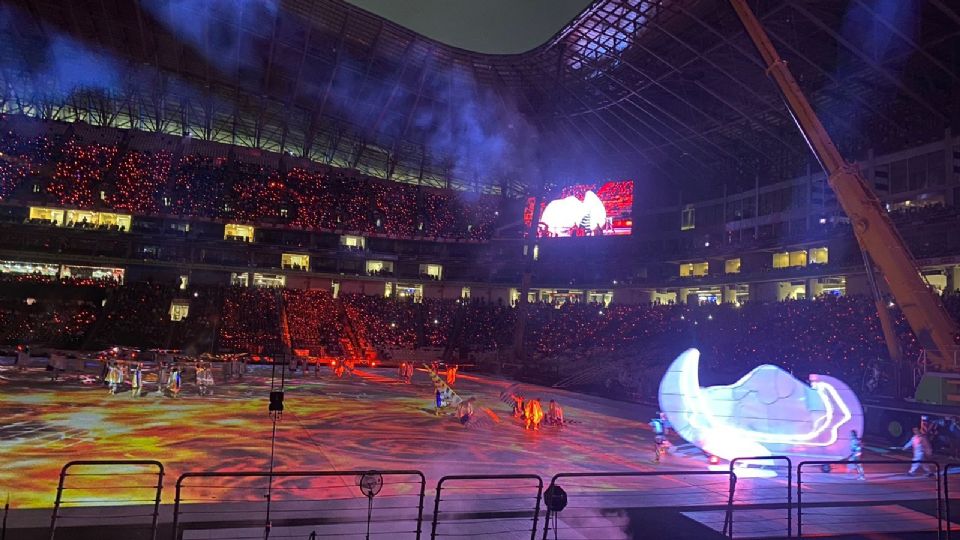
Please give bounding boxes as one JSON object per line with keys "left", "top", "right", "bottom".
{"left": 728, "top": 0, "right": 959, "bottom": 370}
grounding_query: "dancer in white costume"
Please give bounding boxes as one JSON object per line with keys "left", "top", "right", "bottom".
{"left": 901, "top": 428, "right": 935, "bottom": 477}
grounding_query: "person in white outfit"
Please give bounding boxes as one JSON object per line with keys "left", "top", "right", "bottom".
{"left": 902, "top": 427, "right": 935, "bottom": 477}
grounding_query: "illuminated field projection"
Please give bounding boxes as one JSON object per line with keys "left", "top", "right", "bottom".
{"left": 0, "top": 368, "right": 651, "bottom": 509}
{"left": 658, "top": 348, "right": 864, "bottom": 462}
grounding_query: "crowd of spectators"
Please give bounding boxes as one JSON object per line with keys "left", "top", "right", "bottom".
{"left": 0, "top": 128, "right": 501, "bottom": 242}
{"left": 218, "top": 287, "right": 282, "bottom": 355}
{"left": 1, "top": 275, "right": 959, "bottom": 402}
{"left": 90, "top": 282, "right": 175, "bottom": 349}
{"left": 282, "top": 289, "right": 342, "bottom": 353}
{"left": 0, "top": 301, "right": 97, "bottom": 349}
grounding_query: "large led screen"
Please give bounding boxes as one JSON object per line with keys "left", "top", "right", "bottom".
{"left": 523, "top": 180, "right": 633, "bottom": 237}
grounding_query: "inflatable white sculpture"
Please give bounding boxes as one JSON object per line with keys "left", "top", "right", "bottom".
{"left": 658, "top": 348, "right": 864, "bottom": 462}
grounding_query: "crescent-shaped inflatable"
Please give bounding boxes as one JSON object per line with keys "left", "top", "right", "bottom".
{"left": 658, "top": 349, "right": 864, "bottom": 462}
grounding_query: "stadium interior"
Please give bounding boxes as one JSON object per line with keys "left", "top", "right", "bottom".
{"left": 1, "top": 0, "right": 960, "bottom": 538}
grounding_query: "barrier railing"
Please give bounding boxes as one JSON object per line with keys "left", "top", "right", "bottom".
{"left": 541, "top": 470, "right": 736, "bottom": 539}
{"left": 724, "top": 456, "right": 792, "bottom": 538}
{"left": 172, "top": 469, "right": 426, "bottom": 540}
{"left": 430, "top": 474, "right": 542, "bottom": 540}
{"left": 49, "top": 460, "right": 164, "bottom": 540}
{"left": 797, "top": 459, "right": 942, "bottom": 538}
{"left": 943, "top": 463, "right": 960, "bottom": 538}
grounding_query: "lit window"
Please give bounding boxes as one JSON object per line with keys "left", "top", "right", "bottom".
{"left": 252, "top": 272, "right": 285, "bottom": 288}
{"left": 809, "top": 247, "right": 828, "bottom": 265}
{"left": 366, "top": 260, "right": 393, "bottom": 275}
{"left": 225, "top": 224, "right": 255, "bottom": 242}
{"left": 789, "top": 250, "right": 807, "bottom": 267}
{"left": 169, "top": 300, "right": 190, "bottom": 321}
{"left": 773, "top": 252, "right": 790, "bottom": 269}
{"left": 340, "top": 235, "right": 365, "bottom": 249}
{"left": 680, "top": 262, "right": 708, "bottom": 277}
{"left": 725, "top": 259, "right": 741, "bottom": 274}
{"left": 681, "top": 205, "right": 695, "bottom": 231}
{"left": 282, "top": 253, "right": 310, "bottom": 270}
{"left": 419, "top": 264, "right": 443, "bottom": 280}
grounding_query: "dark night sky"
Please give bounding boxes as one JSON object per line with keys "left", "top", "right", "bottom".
{"left": 345, "top": 0, "right": 594, "bottom": 54}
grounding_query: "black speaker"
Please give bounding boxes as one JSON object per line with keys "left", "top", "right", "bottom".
{"left": 543, "top": 485, "right": 567, "bottom": 512}
{"left": 269, "top": 391, "right": 284, "bottom": 413}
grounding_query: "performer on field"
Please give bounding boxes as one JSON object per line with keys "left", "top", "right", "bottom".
{"left": 512, "top": 394, "right": 525, "bottom": 419}
{"left": 457, "top": 397, "right": 476, "bottom": 425}
{"left": 847, "top": 429, "right": 865, "bottom": 480}
{"left": 901, "top": 427, "right": 935, "bottom": 477}
{"left": 15, "top": 346, "right": 29, "bottom": 371}
{"left": 158, "top": 360, "right": 170, "bottom": 393}
{"left": 197, "top": 362, "right": 214, "bottom": 396}
{"left": 650, "top": 413, "right": 668, "bottom": 463}
{"left": 168, "top": 365, "right": 182, "bottom": 397}
{"left": 130, "top": 362, "right": 144, "bottom": 398}
{"left": 446, "top": 364, "right": 458, "bottom": 386}
{"left": 525, "top": 398, "right": 544, "bottom": 431}
{"left": 435, "top": 388, "right": 444, "bottom": 416}
{"left": 547, "top": 399, "right": 565, "bottom": 428}
{"left": 105, "top": 362, "right": 120, "bottom": 394}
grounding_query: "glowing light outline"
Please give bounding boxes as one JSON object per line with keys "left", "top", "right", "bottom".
{"left": 672, "top": 349, "right": 854, "bottom": 448}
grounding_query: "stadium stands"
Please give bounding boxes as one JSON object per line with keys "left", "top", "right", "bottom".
{"left": 2, "top": 275, "right": 957, "bottom": 402}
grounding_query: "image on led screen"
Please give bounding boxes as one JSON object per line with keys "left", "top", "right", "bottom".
{"left": 524, "top": 180, "right": 633, "bottom": 237}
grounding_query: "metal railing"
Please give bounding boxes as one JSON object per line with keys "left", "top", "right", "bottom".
{"left": 942, "top": 463, "right": 960, "bottom": 538}
{"left": 797, "top": 459, "right": 942, "bottom": 538}
{"left": 541, "top": 470, "right": 736, "bottom": 539}
{"left": 45, "top": 457, "right": 960, "bottom": 539}
{"left": 49, "top": 460, "right": 164, "bottom": 540}
{"left": 430, "top": 474, "right": 542, "bottom": 540}
{"left": 724, "top": 456, "right": 792, "bottom": 538}
{"left": 172, "top": 469, "right": 426, "bottom": 540}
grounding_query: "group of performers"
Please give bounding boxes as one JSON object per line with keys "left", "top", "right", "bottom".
{"left": 100, "top": 359, "right": 217, "bottom": 398}
{"left": 511, "top": 394, "right": 564, "bottom": 431}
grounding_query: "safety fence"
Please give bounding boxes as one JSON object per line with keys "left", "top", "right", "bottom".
{"left": 797, "top": 460, "right": 942, "bottom": 538}
{"left": 172, "top": 470, "right": 426, "bottom": 539}
{"left": 430, "top": 475, "right": 542, "bottom": 540}
{"left": 540, "top": 470, "right": 736, "bottom": 539}
{"left": 49, "top": 460, "right": 164, "bottom": 540}
{"left": 724, "top": 456, "right": 792, "bottom": 538}
{"left": 36, "top": 458, "right": 960, "bottom": 539}
{"left": 942, "top": 463, "right": 960, "bottom": 539}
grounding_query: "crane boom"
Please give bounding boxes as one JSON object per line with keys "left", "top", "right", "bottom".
{"left": 728, "top": 0, "right": 959, "bottom": 370}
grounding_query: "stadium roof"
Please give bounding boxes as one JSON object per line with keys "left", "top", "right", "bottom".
{"left": 343, "top": 0, "right": 594, "bottom": 55}
{"left": 1, "top": 0, "right": 958, "bottom": 200}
